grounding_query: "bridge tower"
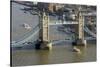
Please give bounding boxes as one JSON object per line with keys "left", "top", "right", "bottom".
{"left": 78, "top": 9, "right": 84, "bottom": 41}
{"left": 36, "top": 12, "right": 52, "bottom": 50}
{"left": 42, "top": 12, "right": 49, "bottom": 42}
{"left": 76, "top": 8, "right": 87, "bottom": 46}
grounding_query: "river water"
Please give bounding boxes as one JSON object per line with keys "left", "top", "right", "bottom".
{"left": 11, "top": 2, "right": 96, "bottom": 66}
{"left": 12, "top": 42, "right": 96, "bottom": 66}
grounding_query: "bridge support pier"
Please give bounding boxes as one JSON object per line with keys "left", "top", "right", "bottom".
{"left": 35, "top": 41, "right": 52, "bottom": 50}
{"left": 76, "top": 39, "right": 87, "bottom": 46}
{"left": 72, "top": 39, "right": 87, "bottom": 46}
{"left": 41, "top": 41, "right": 52, "bottom": 50}
{"left": 35, "top": 40, "right": 52, "bottom": 50}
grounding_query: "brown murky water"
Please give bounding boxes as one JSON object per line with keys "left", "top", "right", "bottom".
{"left": 12, "top": 42, "right": 96, "bottom": 66}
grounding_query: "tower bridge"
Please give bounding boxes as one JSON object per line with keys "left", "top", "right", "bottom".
{"left": 35, "top": 10, "right": 93, "bottom": 50}
{"left": 11, "top": 10, "right": 96, "bottom": 49}
{"left": 11, "top": 1, "right": 96, "bottom": 50}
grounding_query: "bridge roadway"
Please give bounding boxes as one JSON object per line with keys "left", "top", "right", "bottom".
{"left": 49, "top": 20, "right": 96, "bottom": 25}
{"left": 49, "top": 21, "right": 78, "bottom": 25}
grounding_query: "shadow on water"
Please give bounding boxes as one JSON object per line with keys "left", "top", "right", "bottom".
{"left": 11, "top": 44, "right": 35, "bottom": 50}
